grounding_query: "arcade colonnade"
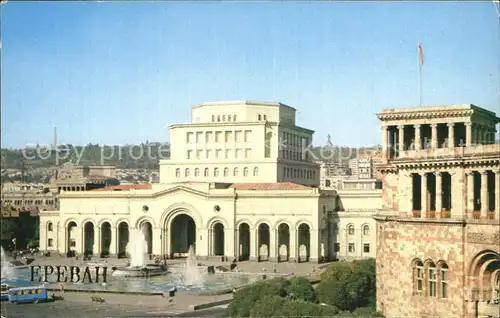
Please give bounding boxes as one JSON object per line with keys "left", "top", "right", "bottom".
{"left": 44, "top": 213, "right": 320, "bottom": 262}
{"left": 402, "top": 169, "right": 500, "bottom": 220}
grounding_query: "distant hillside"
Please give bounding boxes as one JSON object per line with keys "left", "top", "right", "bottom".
{"left": 1, "top": 143, "right": 380, "bottom": 170}
{"left": 1, "top": 142, "right": 170, "bottom": 170}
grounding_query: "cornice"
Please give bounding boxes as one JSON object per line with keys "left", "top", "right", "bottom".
{"left": 373, "top": 215, "right": 466, "bottom": 226}
{"left": 377, "top": 109, "right": 474, "bottom": 121}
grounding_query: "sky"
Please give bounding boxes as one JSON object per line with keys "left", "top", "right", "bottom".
{"left": 1, "top": 1, "right": 499, "bottom": 148}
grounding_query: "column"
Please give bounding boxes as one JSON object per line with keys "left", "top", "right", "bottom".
{"left": 235, "top": 229, "right": 240, "bottom": 261}
{"left": 381, "top": 126, "right": 388, "bottom": 162}
{"left": 467, "top": 171, "right": 475, "bottom": 219}
{"left": 269, "top": 229, "right": 277, "bottom": 262}
{"left": 421, "top": 173, "right": 428, "bottom": 218}
{"left": 447, "top": 123, "right": 455, "bottom": 148}
{"left": 310, "top": 230, "right": 319, "bottom": 263}
{"left": 465, "top": 122, "right": 472, "bottom": 147}
{"left": 406, "top": 173, "right": 413, "bottom": 215}
{"left": 414, "top": 124, "right": 421, "bottom": 150}
{"left": 435, "top": 172, "right": 442, "bottom": 218}
{"left": 109, "top": 227, "right": 117, "bottom": 256}
{"left": 250, "top": 229, "right": 257, "bottom": 261}
{"left": 495, "top": 170, "right": 500, "bottom": 220}
{"left": 398, "top": 125, "right": 405, "bottom": 153}
{"left": 431, "top": 124, "right": 438, "bottom": 149}
{"left": 480, "top": 171, "right": 489, "bottom": 219}
{"left": 94, "top": 226, "right": 101, "bottom": 256}
{"left": 152, "top": 228, "right": 161, "bottom": 256}
{"left": 289, "top": 227, "right": 297, "bottom": 262}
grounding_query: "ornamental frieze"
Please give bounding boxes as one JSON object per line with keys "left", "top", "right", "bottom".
{"left": 467, "top": 232, "right": 500, "bottom": 245}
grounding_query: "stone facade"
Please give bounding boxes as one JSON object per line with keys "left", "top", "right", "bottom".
{"left": 375, "top": 104, "right": 500, "bottom": 318}
{"left": 39, "top": 101, "right": 379, "bottom": 264}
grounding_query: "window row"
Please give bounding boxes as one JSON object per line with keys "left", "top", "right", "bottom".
{"left": 257, "top": 114, "right": 267, "bottom": 121}
{"left": 187, "top": 148, "right": 252, "bottom": 160}
{"left": 3, "top": 199, "right": 54, "bottom": 206}
{"left": 347, "top": 224, "right": 371, "bottom": 236}
{"left": 333, "top": 243, "right": 371, "bottom": 254}
{"left": 283, "top": 167, "right": 316, "bottom": 180}
{"left": 186, "top": 130, "right": 252, "bottom": 144}
{"left": 412, "top": 259, "right": 448, "bottom": 298}
{"left": 175, "top": 167, "right": 259, "bottom": 178}
{"left": 212, "top": 114, "right": 237, "bottom": 122}
{"left": 281, "top": 149, "right": 309, "bottom": 161}
{"left": 280, "top": 131, "right": 309, "bottom": 148}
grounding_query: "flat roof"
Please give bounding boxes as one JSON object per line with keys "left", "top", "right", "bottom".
{"left": 192, "top": 100, "right": 297, "bottom": 111}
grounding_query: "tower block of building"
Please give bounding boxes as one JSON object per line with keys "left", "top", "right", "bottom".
{"left": 374, "top": 104, "right": 500, "bottom": 317}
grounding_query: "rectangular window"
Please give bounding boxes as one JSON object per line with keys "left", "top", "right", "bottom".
{"left": 441, "top": 267, "right": 448, "bottom": 298}
{"left": 48, "top": 239, "right": 53, "bottom": 247}
{"left": 205, "top": 132, "right": 212, "bottom": 143}
{"left": 245, "top": 148, "right": 252, "bottom": 158}
{"left": 186, "top": 132, "right": 193, "bottom": 144}
{"left": 235, "top": 131, "right": 242, "bottom": 142}
{"left": 244, "top": 130, "right": 252, "bottom": 142}
{"left": 215, "top": 149, "right": 222, "bottom": 159}
{"left": 235, "top": 149, "right": 241, "bottom": 159}
{"left": 334, "top": 243, "right": 340, "bottom": 252}
{"left": 196, "top": 132, "right": 203, "bottom": 143}
{"left": 363, "top": 243, "right": 370, "bottom": 253}
{"left": 348, "top": 243, "right": 355, "bottom": 253}
{"left": 206, "top": 150, "right": 212, "bottom": 159}
{"left": 429, "top": 268, "right": 437, "bottom": 297}
{"left": 225, "top": 131, "right": 232, "bottom": 143}
{"left": 416, "top": 266, "right": 424, "bottom": 294}
{"left": 215, "top": 131, "right": 222, "bottom": 143}
{"left": 225, "top": 149, "right": 230, "bottom": 159}
{"left": 196, "top": 150, "right": 202, "bottom": 159}
{"left": 70, "top": 239, "right": 76, "bottom": 247}
{"left": 187, "top": 150, "right": 192, "bottom": 159}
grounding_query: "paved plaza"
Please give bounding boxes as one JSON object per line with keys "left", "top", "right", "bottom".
{"left": 3, "top": 254, "right": 323, "bottom": 317}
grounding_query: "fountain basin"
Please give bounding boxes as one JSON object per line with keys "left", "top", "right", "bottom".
{"left": 111, "top": 264, "right": 168, "bottom": 278}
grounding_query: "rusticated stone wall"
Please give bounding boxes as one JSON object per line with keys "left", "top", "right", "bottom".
{"left": 376, "top": 220, "right": 466, "bottom": 317}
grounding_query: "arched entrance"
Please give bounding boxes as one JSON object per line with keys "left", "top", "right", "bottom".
{"left": 66, "top": 221, "right": 77, "bottom": 254}
{"left": 238, "top": 223, "right": 250, "bottom": 261}
{"left": 117, "top": 222, "right": 129, "bottom": 258}
{"left": 298, "top": 223, "right": 310, "bottom": 262}
{"left": 213, "top": 222, "right": 225, "bottom": 256}
{"left": 170, "top": 214, "right": 196, "bottom": 257}
{"left": 258, "top": 223, "right": 270, "bottom": 261}
{"left": 277, "top": 223, "right": 290, "bottom": 262}
{"left": 100, "top": 222, "right": 111, "bottom": 257}
{"left": 468, "top": 250, "right": 500, "bottom": 301}
{"left": 84, "top": 222, "right": 95, "bottom": 256}
{"left": 140, "top": 222, "right": 153, "bottom": 255}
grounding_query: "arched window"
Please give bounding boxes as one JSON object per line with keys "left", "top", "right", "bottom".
{"left": 223, "top": 168, "right": 229, "bottom": 177}
{"left": 362, "top": 225, "right": 370, "bottom": 236}
{"left": 228, "top": 115, "right": 232, "bottom": 121}
{"left": 214, "top": 168, "right": 219, "bottom": 177}
{"left": 439, "top": 263, "right": 448, "bottom": 298}
{"left": 211, "top": 115, "right": 215, "bottom": 122}
{"left": 234, "top": 167, "right": 239, "bottom": 176}
{"left": 233, "top": 115, "right": 237, "bottom": 121}
{"left": 413, "top": 259, "right": 424, "bottom": 295}
{"left": 204, "top": 168, "right": 209, "bottom": 177}
{"left": 322, "top": 205, "right": 327, "bottom": 214}
{"left": 258, "top": 114, "right": 262, "bottom": 120}
{"left": 194, "top": 168, "right": 200, "bottom": 177}
{"left": 243, "top": 167, "right": 249, "bottom": 177}
{"left": 222, "top": 115, "right": 226, "bottom": 122}
{"left": 427, "top": 262, "right": 437, "bottom": 297}
{"left": 48, "top": 222, "right": 53, "bottom": 232}
{"left": 253, "top": 167, "right": 259, "bottom": 177}
{"left": 185, "top": 168, "right": 190, "bottom": 177}
{"left": 217, "top": 115, "right": 221, "bottom": 122}
{"left": 175, "top": 168, "right": 180, "bottom": 178}
{"left": 347, "top": 224, "right": 355, "bottom": 235}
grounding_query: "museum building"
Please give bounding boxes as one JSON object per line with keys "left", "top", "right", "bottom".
{"left": 39, "top": 101, "right": 357, "bottom": 263}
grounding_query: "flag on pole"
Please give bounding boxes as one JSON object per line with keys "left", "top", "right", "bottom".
{"left": 418, "top": 42, "right": 424, "bottom": 66}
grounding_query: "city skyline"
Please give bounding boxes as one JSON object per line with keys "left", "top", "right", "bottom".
{"left": 1, "top": 1, "right": 499, "bottom": 148}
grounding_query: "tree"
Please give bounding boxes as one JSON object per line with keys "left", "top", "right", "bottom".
{"left": 287, "top": 277, "right": 317, "bottom": 303}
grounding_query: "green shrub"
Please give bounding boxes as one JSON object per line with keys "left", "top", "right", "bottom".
{"left": 320, "top": 261, "right": 353, "bottom": 282}
{"left": 352, "top": 306, "right": 378, "bottom": 317}
{"left": 249, "top": 296, "right": 286, "bottom": 317}
{"left": 227, "top": 278, "right": 289, "bottom": 317}
{"left": 277, "top": 299, "right": 339, "bottom": 317}
{"left": 287, "top": 277, "right": 317, "bottom": 302}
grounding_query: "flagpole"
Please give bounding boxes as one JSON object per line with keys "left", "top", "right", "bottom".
{"left": 419, "top": 59, "right": 423, "bottom": 107}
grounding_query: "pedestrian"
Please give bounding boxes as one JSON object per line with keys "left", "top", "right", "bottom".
{"left": 59, "top": 282, "right": 65, "bottom": 294}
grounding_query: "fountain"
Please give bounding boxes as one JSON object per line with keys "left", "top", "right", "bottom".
{"left": 111, "top": 227, "right": 167, "bottom": 278}
{"left": 1, "top": 247, "right": 15, "bottom": 280}
{"left": 176, "top": 245, "right": 205, "bottom": 287}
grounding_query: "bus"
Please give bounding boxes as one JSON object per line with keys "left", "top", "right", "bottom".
{"left": 8, "top": 286, "right": 49, "bottom": 304}
{"left": 0, "top": 284, "right": 9, "bottom": 301}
